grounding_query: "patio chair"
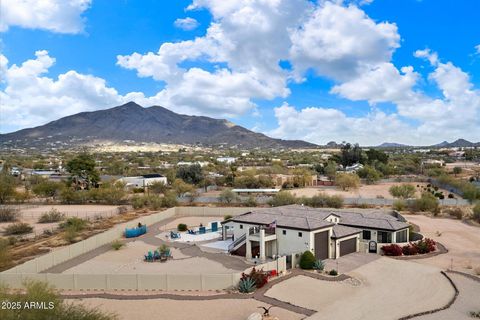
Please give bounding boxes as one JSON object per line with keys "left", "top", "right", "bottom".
{"left": 188, "top": 229, "right": 195, "bottom": 235}
{"left": 153, "top": 250, "right": 161, "bottom": 260}
{"left": 170, "top": 231, "right": 180, "bottom": 239}
{"left": 211, "top": 222, "right": 218, "bottom": 232}
{"left": 199, "top": 226, "right": 206, "bottom": 234}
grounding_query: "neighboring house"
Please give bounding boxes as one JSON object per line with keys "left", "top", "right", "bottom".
{"left": 344, "top": 163, "right": 364, "bottom": 172}
{"left": 217, "top": 157, "right": 237, "bottom": 164}
{"left": 222, "top": 205, "right": 409, "bottom": 261}
{"left": 117, "top": 174, "right": 167, "bottom": 188}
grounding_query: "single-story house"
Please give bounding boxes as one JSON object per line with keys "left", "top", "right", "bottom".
{"left": 117, "top": 174, "right": 167, "bottom": 189}
{"left": 222, "top": 205, "right": 409, "bottom": 261}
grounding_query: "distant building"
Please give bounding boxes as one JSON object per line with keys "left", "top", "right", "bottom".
{"left": 217, "top": 157, "right": 237, "bottom": 164}
{"left": 117, "top": 174, "right": 167, "bottom": 188}
{"left": 344, "top": 163, "right": 363, "bottom": 172}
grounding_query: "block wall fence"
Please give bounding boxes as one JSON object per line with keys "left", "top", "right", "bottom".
{"left": 0, "top": 207, "right": 287, "bottom": 291}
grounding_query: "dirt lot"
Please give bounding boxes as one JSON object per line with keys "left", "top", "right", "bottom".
{"left": 266, "top": 258, "right": 455, "bottom": 320}
{"left": 72, "top": 297, "right": 303, "bottom": 320}
{"left": 405, "top": 214, "right": 480, "bottom": 274}
{"left": 288, "top": 182, "right": 450, "bottom": 199}
{"left": 62, "top": 240, "right": 236, "bottom": 274}
{"left": 0, "top": 205, "right": 121, "bottom": 237}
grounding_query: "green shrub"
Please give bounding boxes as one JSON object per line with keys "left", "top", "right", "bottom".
{"left": 223, "top": 214, "right": 233, "bottom": 221}
{"left": 268, "top": 191, "right": 297, "bottom": 207}
{"left": 305, "top": 193, "right": 344, "bottom": 208}
{"left": 38, "top": 208, "right": 65, "bottom": 223}
{"left": 243, "top": 195, "right": 257, "bottom": 207}
{"left": 177, "top": 223, "right": 188, "bottom": 231}
{"left": 0, "top": 280, "right": 117, "bottom": 320}
{"left": 389, "top": 184, "right": 416, "bottom": 199}
{"left": 393, "top": 199, "right": 406, "bottom": 211}
{"left": 238, "top": 277, "right": 256, "bottom": 293}
{"left": 63, "top": 227, "right": 78, "bottom": 243}
{"left": 111, "top": 240, "right": 124, "bottom": 251}
{"left": 299, "top": 250, "right": 316, "bottom": 269}
{"left": 158, "top": 244, "right": 170, "bottom": 254}
{"left": 411, "top": 192, "right": 439, "bottom": 213}
{"left": 335, "top": 173, "right": 360, "bottom": 191}
{"left": 329, "top": 269, "right": 338, "bottom": 276}
{"left": 313, "top": 259, "right": 325, "bottom": 271}
{"left": 4, "top": 222, "right": 33, "bottom": 235}
{"left": 0, "top": 207, "right": 19, "bottom": 222}
{"left": 60, "top": 217, "right": 87, "bottom": 232}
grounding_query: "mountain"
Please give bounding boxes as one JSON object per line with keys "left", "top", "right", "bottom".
{"left": 377, "top": 142, "right": 409, "bottom": 148}
{"left": 432, "top": 139, "right": 479, "bottom": 148}
{"left": 0, "top": 102, "right": 317, "bottom": 150}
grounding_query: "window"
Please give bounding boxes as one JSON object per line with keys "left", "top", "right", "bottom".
{"left": 298, "top": 232, "right": 303, "bottom": 237}
{"left": 239, "top": 224, "right": 243, "bottom": 229}
{"left": 396, "top": 229, "right": 407, "bottom": 243}
{"left": 363, "top": 230, "right": 371, "bottom": 240}
{"left": 377, "top": 231, "right": 392, "bottom": 243}
{"left": 282, "top": 230, "right": 286, "bottom": 235}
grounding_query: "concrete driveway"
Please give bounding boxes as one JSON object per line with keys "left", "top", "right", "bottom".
{"left": 323, "top": 252, "right": 380, "bottom": 273}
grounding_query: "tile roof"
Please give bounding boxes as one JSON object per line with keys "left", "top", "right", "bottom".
{"left": 231, "top": 205, "right": 409, "bottom": 231}
{"left": 331, "top": 225, "right": 362, "bottom": 239}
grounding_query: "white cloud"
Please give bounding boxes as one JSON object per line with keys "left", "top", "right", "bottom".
{"left": 0, "top": 0, "right": 91, "bottom": 34}
{"left": 0, "top": 51, "right": 125, "bottom": 132}
{"left": 273, "top": 50, "right": 480, "bottom": 145}
{"left": 475, "top": 44, "right": 480, "bottom": 55}
{"left": 174, "top": 17, "right": 199, "bottom": 30}
{"left": 330, "top": 63, "right": 419, "bottom": 104}
{"left": 269, "top": 103, "right": 412, "bottom": 145}
{"left": 289, "top": 1, "right": 399, "bottom": 81}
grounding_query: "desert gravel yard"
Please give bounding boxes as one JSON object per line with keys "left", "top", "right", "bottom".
{"left": 62, "top": 240, "right": 236, "bottom": 274}
{"left": 415, "top": 273, "right": 480, "bottom": 320}
{"left": 405, "top": 214, "right": 480, "bottom": 274}
{"left": 72, "top": 298, "right": 303, "bottom": 320}
{"left": 265, "top": 258, "right": 455, "bottom": 320}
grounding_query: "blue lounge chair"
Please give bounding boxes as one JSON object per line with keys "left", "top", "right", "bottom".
{"left": 199, "top": 226, "right": 206, "bottom": 234}
{"left": 170, "top": 231, "right": 181, "bottom": 239}
{"left": 188, "top": 229, "right": 195, "bottom": 235}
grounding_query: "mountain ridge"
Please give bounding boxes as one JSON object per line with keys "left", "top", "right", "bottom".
{"left": 0, "top": 102, "right": 317, "bottom": 149}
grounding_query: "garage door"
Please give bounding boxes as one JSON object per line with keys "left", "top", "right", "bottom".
{"left": 339, "top": 238, "right": 357, "bottom": 257}
{"left": 314, "top": 231, "right": 329, "bottom": 260}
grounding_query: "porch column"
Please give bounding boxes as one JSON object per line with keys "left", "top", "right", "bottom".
{"left": 246, "top": 233, "right": 252, "bottom": 260}
{"left": 259, "top": 229, "right": 266, "bottom": 261}
{"left": 222, "top": 225, "right": 227, "bottom": 240}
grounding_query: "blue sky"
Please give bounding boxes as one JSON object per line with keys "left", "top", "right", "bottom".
{"left": 1, "top": 0, "right": 479, "bottom": 145}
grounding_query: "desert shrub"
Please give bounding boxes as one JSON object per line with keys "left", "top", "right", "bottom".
{"left": 268, "top": 191, "right": 297, "bottom": 207}
{"left": 474, "top": 266, "right": 480, "bottom": 276}
{"left": 63, "top": 227, "right": 78, "bottom": 243}
{"left": 335, "top": 173, "right": 360, "bottom": 191}
{"left": 473, "top": 203, "right": 480, "bottom": 223}
{"left": 470, "top": 311, "right": 480, "bottom": 318}
{"left": 219, "top": 188, "right": 238, "bottom": 203}
{"left": 305, "top": 193, "right": 343, "bottom": 208}
{"left": 162, "top": 191, "right": 178, "bottom": 208}
{"left": 240, "top": 267, "right": 268, "bottom": 289}
{"left": 329, "top": 269, "right": 338, "bottom": 276}
{"left": 158, "top": 244, "right": 170, "bottom": 254}
{"left": 402, "top": 243, "right": 419, "bottom": 255}
{"left": 38, "top": 208, "right": 65, "bottom": 223}
{"left": 299, "top": 250, "right": 316, "bottom": 269}
{"left": 4, "top": 222, "right": 33, "bottom": 235}
{"left": 381, "top": 244, "right": 403, "bottom": 256}
{"left": 60, "top": 217, "right": 87, "bottom": 232}
{"left": 415, "top": 238, "right": 436, "bottom": 254}
{"left": 177, "top": 223, "right": 188, "bottom": 231}
{"left": 223, "top": 214, "right": 233, "bottom": 221}
{"left": 389, "top": 184, "right": 416, "bottom": 199}
{"left": 448, "top": 193, "right": 455, "bottom": 199}
{"left": 0, "top": 238, "right": 11, "bottom": 269}
{"left": 0, "top": 280, "right": 117, "bottom": 320}
{"left": 111, "top": 240, "right": 124, "bottom": 250}
{"left": 313, "top": 259, "right": 325, "bottom": 271}
{"left": 0, "top": 207, "right": 19, "bottom": 222}
{"left": 117, "top": 206, "right": 128, "bottom": 214}
{"left": 243, "top": 195, "right": 257, "bottom": 207}
{"left": 445, "top": 208, "right": 463, "bottom": 220}
{"left": 411, "top": 192, "right": 439, "bottom": 213}
{"left": 393, "top": 200, "right": 406, "bottom": 211}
